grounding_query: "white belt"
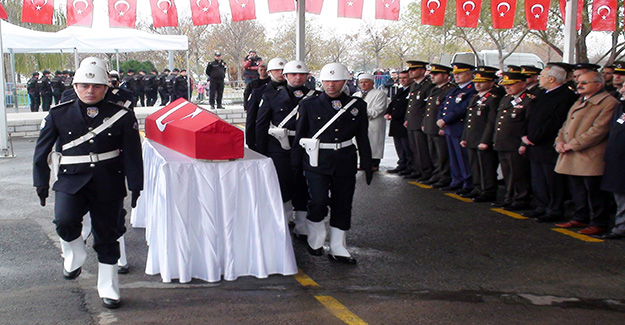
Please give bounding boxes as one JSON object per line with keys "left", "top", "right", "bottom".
{"left": 286, "top": 130, "right": 296, "bottom": 136}
{"left": 60, "top": 149, "right": 120, "bottom": 165}
{"left": 319, "top": 140, "right": 353, "bottom": 150}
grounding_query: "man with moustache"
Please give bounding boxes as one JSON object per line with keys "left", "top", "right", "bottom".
{"left": 384, "top": 71, "right": 414, "bottom": 175}
{"left": 354, "top": 73, "right": 387, "bottom": 171}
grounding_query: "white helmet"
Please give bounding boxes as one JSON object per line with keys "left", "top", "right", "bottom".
{"left": 73, "top": 65, "right": 110, "bottom": 85}
{"left": 79, "top": 56, "right": 109, "bottom": 72}
{"left": 319, "top": 63, "right": 350, "bottom": 81}
{"left": 283, "top": 60, "right": 310, "bottom": 74}
{"left": 267, "top": 57, "right": 287, "bottom": 71}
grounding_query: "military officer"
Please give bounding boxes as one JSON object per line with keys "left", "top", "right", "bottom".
{"left": 437, "top": 63, "right": 477, "bottom": 193}
{"left": 610, "top": 62, "right": 625, "bottom": 99}
{"left": 33, "top": 63, "right": 143, "bottom": 309}
{"left": 256, "top": 60, "right": 318, "bottom": 239}
{"left": 572, "top": 63, "right": 600, "bottom": 85}
{"left": 404, "top": 60, "right": 434, "bottom": 180}
{"left": 27, "top": 72, "right": 41, "bottom": 112}
{"left": 602, "top": 65, "right": 616, "bottom": 93}
{"left": 460, "top": 69, "right": 503, "bottom": 202}
{"left": 292, "top": 62, "right": 373, "bottom": 265}
{"left": 421, "top": 64, "right": 454, "bottom": 187}
{"left": 521, "top": 65, "right": 543, "bottom": 96}
{"left": 245, "top": 57, "right": 287, "bottom": 152}
{"left": 491, "top": 72, "right": 534, "bottom": 210}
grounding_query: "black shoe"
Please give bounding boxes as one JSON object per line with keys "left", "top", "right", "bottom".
{"left": 403, "top": 172, "right": 421, "bottom": 179}
{"left": 421, "top": 178, "right": 439, "bottom": 185}
{"left": 535, "top": 215, "right": 566, "bottom": 223}
{"left": 505, "top": 204, "right": 531, "bottom": 211}
{"left": 461, "top": 190, "right": 480, "bottom": 198}
{"left": 387, "top": 167, "right": 406, "bottom": 174}
{"left": 117, "top": 265, "right": 129, "bottom": 274}
{"left": 456, "top": 187, "right": 473, "bottom": 195}
{"left": 328, "top": 254, "right": 357, "bottom": 265}
{"left": 591, "top": 232, "right": 624, "bottom": 240}
{"left": 210, "top": 106, "right": 215, "bottom": 109}
{"left": 440, "top": 184, "right": 461, "bottom": 191}
{"left": 398, "top": 169, "right": 413, "bottom": 176}
{"left": 63, "top": 267, "right": 81, "bottom": 280}
{"left": 431, "top": 181, "right": 450, "bottom": 188}
{"left": 217, "top": 106, "right": 224, "bottom": 109}
{"left": 491, "top": 201, "right": 511, "bottom": 208}
{"left": 102, "top": 298, "right": 121, "bottom": 309}
{"left": 521, "top": 210, "right": 545, "bottom": 218}
{"left": 307, "top": 244, "right": 324, "bottom": 256}
{"left": 417, "top": 175, "right": 433, "bottom": 182}
{"left": 472, "top": 195, "right": 496, "bottom": 202}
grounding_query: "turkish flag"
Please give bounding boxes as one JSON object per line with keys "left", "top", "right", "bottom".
{"left": 376, "top": 0, "right": 400, "bottom": 21}
{"left": 109, "top": 0, "right": 137, "bottom": 28}
{"left": 591, "top": 0, "right": 616, "bottom": 31}
{"left": 338, "top": 0, "right": 363, "bottom": 18}
{"left": 491, "top": 0, "right": 516, "bottom": 29}
{"left": 150, "top": 0, "right": 178, "bottom": 27}
{"left": 268, "top": 0, "right": 294, "bottom": 13}
{"left": 21, "top": 0, "right": 55, "bottom": 25}
{"left": 421, "top": 0, "right": 446, "bottom": 26}
{"left": 67, "top": 0, "right": 93, "bottom": 26}
{"left": 0, "top": 3, "right": 8, "bottom": 20}
{"left": 559, "top": 0, "right": 582, "bottom": 31}
{"left": 525, "top": 0, "right": 549, "bottom": 30}
{"left": 456, "top": 0, "right": 481, "bottom": 28}
{"left": 191, "top": 0, "right": 221, "bottom": 25}
{"left": 305, "top": 0, "right": 324, "bottom": 14}
{"left": 229, "top": 0, "right": 256, "bottom": 22}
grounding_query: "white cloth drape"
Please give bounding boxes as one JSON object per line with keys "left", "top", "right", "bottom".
{"left": 131, "top": 140, "right": 297, "bottom": 283}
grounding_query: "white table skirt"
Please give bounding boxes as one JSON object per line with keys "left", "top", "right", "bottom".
{"left": 131, "top": 139, "right": 297, "bottom": 283}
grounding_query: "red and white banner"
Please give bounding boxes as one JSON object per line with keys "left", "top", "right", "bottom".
{"left": 21, "top": 0, "right": 55, "bottom": 25}
{"left": 376, "top": 0, "right": 400, "bottom": 21}
{"left": 109, "top": 0, "right": 137, "bottom": 28}
{"left": 456, "top": 0, "right": 481, "bottom": 28}
{"left": 268, "top": 0, "right": 294, "bottom": 13}
{"left": 191, "top": 0, "right": 221, "bottom": 25}
{"left": 591, "top": 0, "right": 616, "bottom": 31}
{"left": 491, "top": 0, "right": 516, "bottom": 29}
{"left": 150, "top": 0, "right": 178, "bottom": 27}
{"left": 338, "top": 0, "right": 363, "bottom": 18}
{"left": 525, "top": 0, "right": 549, "bottom": 30}
{"left": 229, "top": 0, "right": 256, "bottom": 21}
{"left": 67, "top": 0, "right": 93, "bottom": 26}
{"left": 559, "top": 0, "right": 582, "bottom": 31}
{"left": 421, "top": 0, "right": 446, "bottom": 26}
{"left": 305, "top": 0, "right": 324, "bottom": 14}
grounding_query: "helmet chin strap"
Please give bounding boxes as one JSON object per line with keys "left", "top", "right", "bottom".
{"left": 269, "top": 73, "right": 282, "bottom": 83}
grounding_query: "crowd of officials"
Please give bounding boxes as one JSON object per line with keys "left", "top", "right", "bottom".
{"left": 375, "top": 60, "right": 625, "bottom": 240}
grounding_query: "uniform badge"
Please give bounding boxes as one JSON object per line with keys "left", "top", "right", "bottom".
{"left": 350, "top": 107, "right": 358, "bottom": 116}
{"left": 455, "top": 93, "right": 464, "bottom": 103}
{"left": 293, "top": 90, "right": 304, "bottom": 98}
{"left": 331, "top": 100, "right": 342, "bottom": 110}
{"left": 86, "top": 107, "right": 99, "bottom": 118}
{"left": 511, "top": 111, "right": 517, "bottom": 119}
{"left": 477, "top": 109, "right": 482, "bottom": 116}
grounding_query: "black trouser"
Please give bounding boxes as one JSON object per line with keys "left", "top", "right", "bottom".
{"left": 53, "top": 91, "right": 62, "bottom": 105}
{"left": 29, "top": 93, "right": 40, "bottom": 112}
{"left": 137, "top": 91, "right": 145, "bottom": 107}
{"left": 498, "top": 151, "right": 531, "bottom": 205}
{"left": 530, "top": 161, "right": 565, "bottom": 216}
{"left": 392, "top": 136, "right": 412, "bottom": 170}
{"left": 304, "top": 170, "right": 355, "bottom": 231}
{"left": 407, "top": 129, "right": 433, "bottom": 178}
{"left": 209, "top": 80, "right": 225, "bottom": 107}
{"left": 567, "top": 175, "right": 610, "bottom": 228}
{"left": 269, "top": 151, "right": 309, "bottom": 211}
{"left": 158, "top": 87, "right": 169, "bottom": 105}
{"left": 146, "top": 90, "right": 158, "bottom": 106}
{"left": 41, "top": 94, "right": 52, "bottom": 111}
{"left": 426, "top": 133, "right": 450, "bottom": 183}
{"left": 54, "top": 182, "right": 125, "bottom": 264}
{"left": 467, "top": 147, "right": 499, "bottom": 196}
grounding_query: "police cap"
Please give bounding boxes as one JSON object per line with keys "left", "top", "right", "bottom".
{"left": 574, "top": 63, "right": 600, "bottom": 71}
{"left": 472, "top": 72, "right": 497, "bottom": 83}
{"left": 506, "top": 65, "right": 522, "bottom": 73}
{"left": 215, "top": 52, "right": 221, "bottom": 56}
{"left": 520, "top": 65, "right": 541, "bottom": 75}
{"left": 500, "top": 72, "right": 528, "bottom": 85}
{"left": 406, "top": 60, "right": 428, "bottom": 70}
{"left": 42, "top": 70, "right": 51, "bottom": 75}
{"left": 452, "top": 63, "right": 475, "bottom": 74}
{"left": 428, "top": 64, "right": 452, "bottom": 74}
{"left": 476, "top": 66, "right": 499, "bottom": 74}
{"left": 55, "top": 70, "right": 62, "bottom": 75}
{"left": 32, "top": 72, "right": 39, "bottom": 76}
{"left": 172, "top": 68, "right": 180, "bottom": 72}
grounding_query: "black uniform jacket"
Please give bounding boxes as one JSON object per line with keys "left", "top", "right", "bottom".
{"left": 255, "top": 86, "right": 317, "bottom": 155}
{"left": 205, "top": 59, "right": 227, "bottom": 81}
{"left": 461, "top": 87, "right": 503, "bottom": 148}
{"left": 33, "top": 99, "right": 143, "bottom": 202}
{"left": 405, "top": 78, "right": 434, "bottom": 130}
{"left": 245, "top": 80, "right": 285, "bottom": 150}
{"left": 422, "top": 82, "right": 455, "bottom": 135}
{"left": 292, "top": 92, "right": 372, "bottom": 175}
{"left": 524, "top": 85, "right": 578, "bottom": 163}
{"left": 493, "top": 91, "right": 534, "bottom": 152}
{"left": 385, "top": 86, "right": 411, "bottom": 137}
{"left": 601, "top": 104, "right": 625, "bottom": 193}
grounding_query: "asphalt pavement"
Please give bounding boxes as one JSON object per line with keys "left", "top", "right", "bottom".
{"left": 1, "top": 135, "right": 625, "bottom": 325}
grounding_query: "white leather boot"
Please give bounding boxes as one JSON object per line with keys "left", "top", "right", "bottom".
{"left": 306, "top": 219, "right": 326, "bottom": 255}
{"left": 117, "top": 235, "right": 129, "bottom": 274}
{"left": 328, "top": 227, "right": 357, "bottom": 265}
{"left": 293, "top": 211, "right": 308, "bottom": 238}
{"left": 60, "top": 236, "right": 88, "bottom": 279}
{"left": 98, "top": 263, "right": 121, "bottom": 308}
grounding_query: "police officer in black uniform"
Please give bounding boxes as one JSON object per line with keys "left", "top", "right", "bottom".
{"left": 39, "top": 70, "right": 53, "bottom": 111}
{"left": 206, "top": 52, "right": 228, "bottom": 109}
{"left": 27, "top": 72, "right": 41, "bottom": 112}
{"left": 166, "top": 68, "right": 179, "bottom": 101}
{"left": 144, "top": 70, "right": 159, "bottom": 107}
{"left": 135, "top": 70, "right": 146, "bottom": 107}
{"left": 33, "top": 61, "right": 143, "bottom": 309}
{"left": 174, "top": 69, "right": 189, "bottom": 100}
{"left": 51, "top": 70, "right": 64, "bottom": 105}
{"left": 121, "top": 69, "right": 137, "bottom": 106}
{"left": 292, "top": 62, "right": 373, "bottom": 265}
{"left": 157, "top": 68, "right": 170, "bottom": 105}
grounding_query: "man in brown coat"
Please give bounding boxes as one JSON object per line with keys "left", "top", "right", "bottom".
{"left": 554, "top": 71, "right": 618, "bottom": 235}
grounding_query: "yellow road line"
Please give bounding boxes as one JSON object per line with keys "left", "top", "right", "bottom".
{"left": 315, "top": 296, "right": 368, "bottom": 325}
{"left": 551, "top": 228, "right": 605, "bottom": 242}
{"left": 408, "top": 181, "right": 432, "bottom": 189}
{"left": 444, "top": 193, "right": 473, "bottom": 203}
{"left": 294, "top": 268, "right": 319, "bottom": 287}
{"left": 490, "top": 208, "right": 528, "bottom": 220}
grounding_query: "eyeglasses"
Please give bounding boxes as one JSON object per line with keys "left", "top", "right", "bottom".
{"left": 578, "top": 81, "right": 600, "bottom": 85}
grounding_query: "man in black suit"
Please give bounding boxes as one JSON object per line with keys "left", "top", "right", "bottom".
{"left": 384, "top": 71, "right": 414, "bottom": 174}
{"left": 521, "top": 64, "right": 578, "bottom": 221}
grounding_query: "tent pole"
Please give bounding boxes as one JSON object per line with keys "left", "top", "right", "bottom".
{"left": 74, "top": 48, "right": 79, "bottom": 69}
{"left": 296, "top": 0, "right": 305, "bottom": 61}
{"left": 10, "top": 49, "right": 17, "bottom": 113}
{"left": 0, "top": 21, "right": 12, "bottom": 158}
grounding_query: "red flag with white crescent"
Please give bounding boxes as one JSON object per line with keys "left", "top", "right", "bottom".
{"left": 421, "top": 0, "right": 446, "bottom": 26}
{"left": 305, "top": 0, "right": 324, "bottom": 14}
{"left": 0, "top": 3, "right": 7, "bottom": 20}
{"left": 559, "top": 0, "right": 582, "bottom": 31}
{"left": 491, "top": 0, "right": 516, "bottom": 29}
{"left": 21, "top": 0, "right": 55, "bottom": 25}
{"left": 591, "top": 0, "right": 616, "bottom": 31}
{"left": 67, "top": 0, "right": 93, "bottom": 26}
{"left": 376, "top": 0, "right": 400, "bottom": 21}
{"left": 525, "top": 0, "right": 549, "bottom": 30}
{"left": 456, "top": 0, "right": 481, "bottom": 28}
{"left": 109, "top": 0, "right": 137, "bottom": 28}
{"left": 268, "top": 0, "right": 294, "bottom": 13}
{"left": 150, "top": 0, "right": 179, "bottom": 27}
{"left": 190, "top": 0, "right": 221, "bottom": 25}
{"left": 338, "top": 0, "right": 363, "bottom": 18}
{"left": 229, "top": 0, "right": 256, "bottom": 21}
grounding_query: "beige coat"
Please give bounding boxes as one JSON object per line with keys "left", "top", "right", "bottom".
{"left": 555, "top": 91, "right": 617, "bottom": 176}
